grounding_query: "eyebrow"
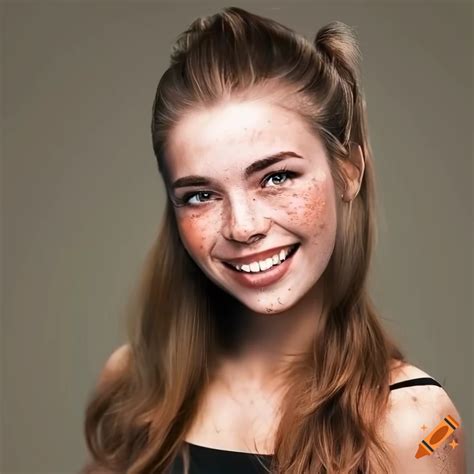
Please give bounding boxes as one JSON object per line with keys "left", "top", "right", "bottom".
{"left": 171, "top": 151, "right": 304, "bottom": 191}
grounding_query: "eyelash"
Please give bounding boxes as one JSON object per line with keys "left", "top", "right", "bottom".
{"left": 174, "top": 167, "right": 298, "bottom": 207}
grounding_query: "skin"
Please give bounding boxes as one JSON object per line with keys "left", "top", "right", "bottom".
{"left": 382, "top": 364, "right": 467, "bottom": 473}
{"left": 165, "top": 93, "right": 363, "bottom": 386}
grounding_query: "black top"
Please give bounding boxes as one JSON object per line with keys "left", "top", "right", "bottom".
{"left": 169, "top": 377, "right": 442, "bottom": 474}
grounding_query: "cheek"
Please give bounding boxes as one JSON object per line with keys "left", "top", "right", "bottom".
{"left": 176, "top": 211, "right": 215, "bottom": 258}
{"left": 282, "top": 178, "right": 335, "bottom": 236}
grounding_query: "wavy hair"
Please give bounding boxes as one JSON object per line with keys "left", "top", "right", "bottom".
{"left": 83, "top": 7, "right": 407, "bottom": 473}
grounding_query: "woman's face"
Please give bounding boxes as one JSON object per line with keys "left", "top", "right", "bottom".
{"left": 165, "top": 97, "right": 339, "bottom": 315}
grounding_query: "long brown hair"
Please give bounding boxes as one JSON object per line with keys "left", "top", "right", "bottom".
{"left": 83, "top": 7, "right": 407, "bottom": 473}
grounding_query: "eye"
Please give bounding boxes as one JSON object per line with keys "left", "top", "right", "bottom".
{"left": 262, "top": 168, "right": 297, "bottom": 188}
{"left": 183, "top": 191, "right": 214, "bottom": 205}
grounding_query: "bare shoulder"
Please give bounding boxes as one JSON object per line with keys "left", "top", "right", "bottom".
{"left": 98, "top": 343, "right": 131, "bottom": 385}
{"left": 389, "top": 359, "right": 437, "bottom": 384}
{"left": 383, "top": 362, "right": 467, "bottom": 473}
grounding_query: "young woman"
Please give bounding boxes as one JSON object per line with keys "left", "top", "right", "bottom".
{"left": 83, "top": 7, "right": 466, "bottom": 474}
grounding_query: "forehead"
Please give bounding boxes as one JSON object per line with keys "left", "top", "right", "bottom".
{"left": 165, "top": 99, "right": 327, "bottom": 178}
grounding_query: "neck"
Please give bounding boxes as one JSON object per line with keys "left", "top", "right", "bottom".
{"left": 214, "top": 281, "right": 325, "bottom": 391}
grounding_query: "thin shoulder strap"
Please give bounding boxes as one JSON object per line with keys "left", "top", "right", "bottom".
{"left": 389, "top": 377, "right": 442, "bottom": 391}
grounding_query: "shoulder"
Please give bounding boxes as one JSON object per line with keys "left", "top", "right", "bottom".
{"left": 389, "top": 360, "right": 437, "bottom": 385}
{"left": 98, "top": 343, "right": 131, "bottom": 386}
{"left": 384, "top": 362, "right": 467, "bottom": 473}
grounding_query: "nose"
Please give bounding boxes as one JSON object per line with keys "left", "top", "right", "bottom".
{"left": 220, "top": 195, "right": 272, "bottom": 243}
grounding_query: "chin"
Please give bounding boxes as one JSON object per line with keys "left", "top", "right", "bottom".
{"left": 234, "top": 292, "right": 299, "bottom": 315}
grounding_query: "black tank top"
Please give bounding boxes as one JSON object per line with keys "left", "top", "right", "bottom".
{"left": 169, "top": 377, "right": 442, "bottom": 474}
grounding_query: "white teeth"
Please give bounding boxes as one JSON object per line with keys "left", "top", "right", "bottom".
{"left": 258, "top": 257, "right": 273, "bottom": 271}
{"left": 250, "top": 262, "right": 260, "bottom": 273}
{"left": 265, "top": 257, "right": 273, "bottom": 268}
{"left": 229, "top": 245, "right": 297, "bottom": 273}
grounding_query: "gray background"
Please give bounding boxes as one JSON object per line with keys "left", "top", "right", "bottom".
{"left": 1, "top": 1, "right": 472, "bottom": 472}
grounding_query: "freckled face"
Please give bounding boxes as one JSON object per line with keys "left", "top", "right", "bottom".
{"left": 165, "top": 99, "right": 338, "bottom": 314}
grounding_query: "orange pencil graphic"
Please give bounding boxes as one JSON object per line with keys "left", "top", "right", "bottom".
{"left": 415, "top": 414, "right": 460, "bottom": 459}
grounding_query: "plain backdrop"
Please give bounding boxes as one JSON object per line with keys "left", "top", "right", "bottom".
{"left": 1, "top": 1, "right": 472, "bottom": 472}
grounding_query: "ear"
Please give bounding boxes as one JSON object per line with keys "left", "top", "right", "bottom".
{"left": 340, "top": 142, "right": 365, "bottom": 201}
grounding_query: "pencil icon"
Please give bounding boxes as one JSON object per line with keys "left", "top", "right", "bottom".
{"left": 415, "top": 414, "right": 460, "bottom": 459}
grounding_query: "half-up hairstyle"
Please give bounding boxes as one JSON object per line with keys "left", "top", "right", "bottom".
{"left": 83, "top": 6, "right": 407, "bottom": 473}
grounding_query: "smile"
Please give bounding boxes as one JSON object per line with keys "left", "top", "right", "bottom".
{"left": 224, "top": 243, "right": 299, "bottom": 273}
{"left": 221, "top": 243, "right": 300, "bottom": 289}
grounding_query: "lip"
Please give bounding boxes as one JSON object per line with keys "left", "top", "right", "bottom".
{"left": 221, "top": 244, "right": 300, "bottom": 289}
{"left": 220, "top": 243, "right": 299, "bottom": 266}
